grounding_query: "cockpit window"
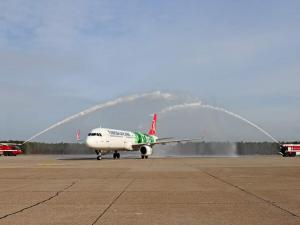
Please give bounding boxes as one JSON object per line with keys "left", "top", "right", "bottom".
{"left": 88, "top": 133, "right": 102, "bottom": 136}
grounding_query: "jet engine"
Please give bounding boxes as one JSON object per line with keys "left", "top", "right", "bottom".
{"left": 140, "top": 145, "right": 153, "bottom": 158}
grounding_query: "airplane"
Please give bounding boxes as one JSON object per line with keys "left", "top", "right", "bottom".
{"left": 85, "top": 113, "right": 201, "bottom": 160}
{"left": 0, "top": 143, "right": 23, "bottom": 156}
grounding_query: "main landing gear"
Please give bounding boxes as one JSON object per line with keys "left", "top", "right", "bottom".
{"left": 113, "top": 151, "right": 120, "bottom": 160}
{"left": 95, "top": 150, "right": 102, "bottom": 160}
{"left": 141, "top": 155, "right": 148, "bottom": 159}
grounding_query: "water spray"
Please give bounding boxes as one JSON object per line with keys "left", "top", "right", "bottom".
{"left": 23, "top": 91, "right": 173, "bottom": 144}
{"left": 159, "top": 101, "right": 279, "bottom": 143}
{"left": 23, "top": 91, "right": 279, "bottom": 145}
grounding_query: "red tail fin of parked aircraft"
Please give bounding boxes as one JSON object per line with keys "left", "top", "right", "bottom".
{"left": 76, "top": 130, "right": 81, "bottom": 141}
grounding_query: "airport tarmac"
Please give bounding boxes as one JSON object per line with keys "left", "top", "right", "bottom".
{"left": 0, "top": 155, "right": 300, "bottom": 225}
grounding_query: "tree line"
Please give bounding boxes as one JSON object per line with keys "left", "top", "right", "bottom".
{"left": 1, "top": 141, "right": 297, "bottom": 155}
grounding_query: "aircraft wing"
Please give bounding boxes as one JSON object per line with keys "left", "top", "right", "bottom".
{"left": 156, "top": 137, "right": 174, "bottom": 141}
{"left": 132, "top": 138, "right": 203, "bottom": 148}
{"left": 153, "top": 138, "right": 203, "bottom": 146}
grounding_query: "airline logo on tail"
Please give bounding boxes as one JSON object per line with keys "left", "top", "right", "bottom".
{"left": 148, "top": 113, "right": 157, "bottom": 136}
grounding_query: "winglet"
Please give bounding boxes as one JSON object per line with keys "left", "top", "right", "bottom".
{"left": 148, "top": 113, "right": 157, "bottom": 136}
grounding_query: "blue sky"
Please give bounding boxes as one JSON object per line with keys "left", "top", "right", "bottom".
{"left": 0, "top": 0, "right": 299, "bottom": 141}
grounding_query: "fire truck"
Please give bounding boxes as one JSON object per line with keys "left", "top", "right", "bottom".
{"left": 279, "top": 144, "right": 300, "bottom": 157}
{"left": 0, "top": 143, "right": 23, "bottom": 156}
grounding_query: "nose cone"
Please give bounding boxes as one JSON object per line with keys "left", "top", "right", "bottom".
{"left": 86, "top": 137, "right": 95, "bottom": 148}
{"left": 86, "top": 137, "right": 92, "bottom": 147}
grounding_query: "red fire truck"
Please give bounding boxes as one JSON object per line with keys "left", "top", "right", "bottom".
{"left": 279, "top": 144, "right": 300, "bottom": 157}
{"left": 0, "top": 143, "right": 23, "bottom": 156}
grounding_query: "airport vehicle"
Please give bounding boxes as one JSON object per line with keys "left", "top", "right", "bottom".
{"left": 279, "top": 144, "right": 300, "bottom": 157}
{"left": 86, "top": 113, "right": 200, "bottom": 160}
{"left": 0, "top": 143, "right": 23, "bottom": 156}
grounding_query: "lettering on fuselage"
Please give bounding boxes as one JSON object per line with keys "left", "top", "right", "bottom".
{"left": 107, "top": 130, "right": 132, "bottom": 137}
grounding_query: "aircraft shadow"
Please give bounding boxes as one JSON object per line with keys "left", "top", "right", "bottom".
{"left": 57, "top": 155, "right": 141, "bottom": 161}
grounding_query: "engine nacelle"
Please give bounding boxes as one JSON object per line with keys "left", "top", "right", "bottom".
{"left": 140, "top": 145, "right": 153, "bottom": 156}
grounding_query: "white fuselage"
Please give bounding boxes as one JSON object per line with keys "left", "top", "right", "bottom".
{"left": 85, "top": 128, "right": 137, "bottom": 151}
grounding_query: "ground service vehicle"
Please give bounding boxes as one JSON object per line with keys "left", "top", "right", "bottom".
{"left": 279, "top": 144, "right": 300, "bottom": 157}
{"left": 0, "top": 144, "right": 23, "bottom": 156}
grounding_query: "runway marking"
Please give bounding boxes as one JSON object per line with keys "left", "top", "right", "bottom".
{"left": 202, "top": 171, "right": 300, "bottom": 219}
{"left": 91, "top": 179, "right": 135, "bottom": 225}
{"left": 0, "top": 181, "right": 77, "bottom": 220}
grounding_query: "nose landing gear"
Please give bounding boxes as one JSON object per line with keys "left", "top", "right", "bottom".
{"left": 95, "top": 150, "right": 102, "bottom": 160}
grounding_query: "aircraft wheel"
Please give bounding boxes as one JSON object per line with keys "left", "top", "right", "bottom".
{"left": 141, "top": 155, "right": 144, "bottom": 159}
{"left": 113, "top": 152, "right": 119, "bottom": 159}
{"left": 96, "top": 150, "right": 102, "bottom": 160}
{"left": 145, "top": 156, "right": 148, "bottom": 159}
